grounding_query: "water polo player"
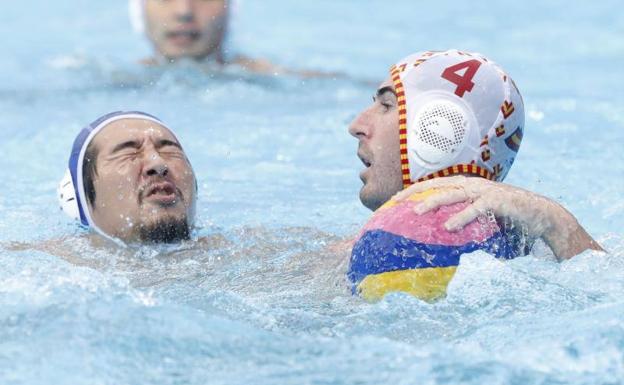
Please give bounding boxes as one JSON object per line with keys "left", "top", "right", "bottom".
{"left": 130, "top": 0, "right": 229, "bottom": 62}
{"left": 349, "top": 49, "right": 602, "bottom": 261}
{"left": 58, "top": 111, "right": 197, "bottom": 245}
{"left": 128, "top": 0, "right": 334, "bottom": 76}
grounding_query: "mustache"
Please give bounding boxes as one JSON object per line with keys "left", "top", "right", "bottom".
{"left": 357, "top": 142, "right": 373, "bottom": 166}
{"left": 138, "top": 180, "right": 183, "bottom": 205}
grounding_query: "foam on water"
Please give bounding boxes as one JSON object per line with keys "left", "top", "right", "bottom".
{"left": 1, "top": 0, "right": 623, "bottom": 384}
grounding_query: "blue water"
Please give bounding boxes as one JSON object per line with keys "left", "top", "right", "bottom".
{"left": 1, "top": 1, "right": 624, "bottom": 384}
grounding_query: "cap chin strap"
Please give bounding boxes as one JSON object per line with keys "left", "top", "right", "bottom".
{"left": 57, "top": 170, "right": 126, "bottom": 247}
{"left": 412, "top": 164, "right": 494, "bottom": 185}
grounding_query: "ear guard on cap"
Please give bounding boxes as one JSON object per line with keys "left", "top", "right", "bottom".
{"left": 392, "top": 49, "right": 525, "bottom": 187}
{"left": 57, "top": 169, "right": 81, "bottom": 222}
{"left": 407, "top": 91, "right": 479, "bottom": 173}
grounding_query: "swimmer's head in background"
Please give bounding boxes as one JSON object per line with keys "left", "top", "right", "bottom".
{"left": 58, "top": 111, "right": 197, "bottom": 245}
{"left": 392, "top": 49, "right": 524, "bottom": 187}
{"left": 129, "top": 0, "right": 229, "bottom": 61}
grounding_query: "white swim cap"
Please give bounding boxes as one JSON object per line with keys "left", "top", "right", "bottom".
{"left": 391, "top": 49, "right": 524, "bottom": 188}
{"left": 128, "top": 0, "right": 146, "bottom": 34}
{"left": 58, "top": 111, "right": 174, "bottom": 244}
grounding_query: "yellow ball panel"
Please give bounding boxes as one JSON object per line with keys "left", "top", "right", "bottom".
{"left": 357, "top": 266, "right": 458, "bottom": 302}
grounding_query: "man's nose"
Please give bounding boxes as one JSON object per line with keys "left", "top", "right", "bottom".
{"left": 143, "top": 151, "right": 169, "bottom": 178}
{"left": 175, "top": 0, "right": 194, "bottom": 21}
{"left": 348, "top": 109, "right": 372, "bottom": 139}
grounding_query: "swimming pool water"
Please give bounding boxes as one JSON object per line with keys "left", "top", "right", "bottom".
{"left": 1, "top": 1, "right": 623, "bottom": 384}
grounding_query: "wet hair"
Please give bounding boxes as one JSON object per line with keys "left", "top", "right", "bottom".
{"left": 138, "top": 216, "right": 191, "bottom": 243}
{"left": 82, "top": 142, "right": 99, "bottom": 206}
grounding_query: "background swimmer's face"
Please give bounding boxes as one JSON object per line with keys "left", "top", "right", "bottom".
{"left": 145, "top": 0, "right": 228, "bottom": 60}
{"left": 86, "top": 119, "right": 197, "bottom": 243}
{"left": 348, "top": 78, "right": 404, "bottom": 211}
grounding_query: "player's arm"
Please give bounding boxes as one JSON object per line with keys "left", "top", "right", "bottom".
{"left": 230, "top": 55, "right": 345, "bottom": 79}
{"left": 392, "top": 176, "right": 604, "bottom": 260}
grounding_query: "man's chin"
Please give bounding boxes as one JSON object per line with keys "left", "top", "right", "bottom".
{"left": 359, "top": 187, "right": 384, "bottom": 212}
{"left": 138, "top": 215, "right": 191, "bottom": 244}
{"left": 161, "top": 45, "right": 212, "bottom": 61}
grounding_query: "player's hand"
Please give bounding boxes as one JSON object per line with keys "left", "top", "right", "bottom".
{"left": 392, "top": 176, "right": 604, "bottom": 259}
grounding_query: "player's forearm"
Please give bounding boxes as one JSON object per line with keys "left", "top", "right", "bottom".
{"left": 541, "top": 201, "right": 604, "bottom": 260}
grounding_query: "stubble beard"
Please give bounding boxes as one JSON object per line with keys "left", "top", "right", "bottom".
{"left": 361, "top": 166, "right": 404, "bottom": 212}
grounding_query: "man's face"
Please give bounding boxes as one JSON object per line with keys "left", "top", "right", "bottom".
{"left": 349, "top": 78, "right": 404, "bottom": 211}
{"left": 87, "top": 119, "right": 197, "bottom": 243}
{"left": 145, "top": 0, "right": 228, "bottom": 60}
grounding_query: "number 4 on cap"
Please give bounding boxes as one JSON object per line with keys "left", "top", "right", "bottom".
{"left": 441, "top": 59, "right": 482, "bottom": 98}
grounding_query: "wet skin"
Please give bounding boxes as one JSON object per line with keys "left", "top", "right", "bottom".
{"left": 144, "top": 0, "right": 228, "bottom": 61}
{"left": 349, "top": 78, "right": 404, "bottom": 211}
{"left": 87, "top": 119, "right": 197, "bottom": 243}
